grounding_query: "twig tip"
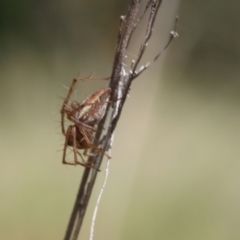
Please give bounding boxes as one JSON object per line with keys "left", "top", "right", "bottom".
{"left": 170, "top": 31, "right": 179, "bottom": 38}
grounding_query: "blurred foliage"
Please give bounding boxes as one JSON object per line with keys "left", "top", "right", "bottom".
{"left": 167, "top": 0, "right": 240, "bottom": 88}
{"left": 0, "top": 0, "right": 128, "bottom": 56}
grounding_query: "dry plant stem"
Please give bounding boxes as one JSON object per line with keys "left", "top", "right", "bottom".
{"left": 63, "top": 1, "right": 178, "bottom": 239}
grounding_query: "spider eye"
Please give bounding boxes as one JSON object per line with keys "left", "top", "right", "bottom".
{"left": 71, "top": 101, "right": 80, "bottom": 110}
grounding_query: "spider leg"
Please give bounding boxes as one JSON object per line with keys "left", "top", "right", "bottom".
{"left": 79, "top": 125, "right": 111, "bottom": 159}
{"left": 62, "top": 126, "right": 76, "bottom": 165}
{"left": 62, "top": 125, "right": 86, "bottom": 166}
{"left": 72, "top": 126, "right": 92, "bottom": 167}
{"left": 70, "top": 126, "right": 100, "bottom": 170}
{"left": 61, "top": 78, "right": 79, "bottom": 135}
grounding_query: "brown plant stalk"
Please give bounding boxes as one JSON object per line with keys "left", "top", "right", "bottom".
{"left": 63, "top": 1, "right": 178, "bottom": 239}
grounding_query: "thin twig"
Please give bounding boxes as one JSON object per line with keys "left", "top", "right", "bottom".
{"left": 63, "top": 1, "right": 178, "bottom": 239}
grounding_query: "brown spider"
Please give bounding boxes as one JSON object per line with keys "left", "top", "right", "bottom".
{"left": 61, "top": 77, "right": 111, "bottom": 168}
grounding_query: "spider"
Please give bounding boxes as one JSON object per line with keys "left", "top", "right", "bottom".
{"left": 61, "top": 77, "right": 111, "bottom": 168}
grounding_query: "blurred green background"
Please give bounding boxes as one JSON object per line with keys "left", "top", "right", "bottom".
{"left": 1, "top": 0, "right": 240, "bottom": 239}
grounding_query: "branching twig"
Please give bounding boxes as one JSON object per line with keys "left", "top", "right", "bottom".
{"left": 63, "top": 1, "right": 178, "bottom": 239}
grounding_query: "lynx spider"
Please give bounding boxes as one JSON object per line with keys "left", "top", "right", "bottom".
{"left": 61, "top": 77, "right": 111, "bottom": 168}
